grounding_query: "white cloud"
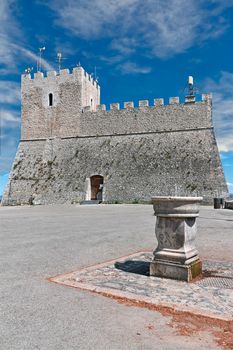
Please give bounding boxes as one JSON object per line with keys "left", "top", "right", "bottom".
{"left": 0, "top": 38, "right": 54, "bottom": 74}
{"left": 118, "top": 62, "right": 151, "bottom": 75}
{"left": 204, "top": 71, "right": 233, "bottom": 152}
{"left": 0, "top": 0, "right": 53, "bottom": 74}
{"left": 49, "top": 0, "right": 137, "bottom": 38}
{"left": 0, "top": 81, "right": 20, "bottom": 104}
{"left": 110, "top": 38, "right": 138, "bottom": 55}
{"left": 0, "top": 109, "right": 20, "bottom": 127}
{"left": 18, "top": 45, "right": 54, "bottom": 72}
{"left": 0, "top": 0, "right": 22, "bottom": 73}
{"left": 46, "top": 0, "right": 233, "bottom": 59}
{"left": 0, "top": 131, "right": 19, "bottom": 174}
{"left": 217, "top": 137, "right": 233, "bottom": 153}
{"left": 0, "top": 16, "right": 14, "bottom": 72}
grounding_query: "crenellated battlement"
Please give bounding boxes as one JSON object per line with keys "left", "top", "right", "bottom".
{"left": 76, "top": 93, "right": 213, "bottom": 140}
{"left": 20, "top": 62, "right": 212, "bottom": 142}
{"left": 21, "top": 64, "right": 101, "bottom": 140}
{"left": 83, "top": 94, "right": 212, "bottom": 113}
{"left": 4, "top": 61, "right": 227, "bottom": 207}
{"left": 22, "top": 66, "right": 100, "bottom": 89}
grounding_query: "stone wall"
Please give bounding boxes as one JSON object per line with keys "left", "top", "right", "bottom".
{"left": 79, "top": 98, "right": 212, "bottom": 137}
{"left": 2, "top": 127, "right": 228, "bottom": 205}
{"left": 21, "top": 67, "right": 100, "bottom": 139}
{"left": 21, "top": 86, "right": 212, "bottom": 140}
{"left": 2, "top": 67, "right": 228, "bottom": 206}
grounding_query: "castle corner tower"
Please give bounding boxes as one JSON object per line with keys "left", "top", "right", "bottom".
{"left": 21, "top": 66, "right": 100, "bottom": 139}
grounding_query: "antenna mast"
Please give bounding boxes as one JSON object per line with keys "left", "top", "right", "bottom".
{"left": 94, "top": 66, "right": 99, "bottom": 82}
{"left": 37, "top": 47, "right": 46, "bottom": 72}
{"left": 188, "top": 76, "right": 194, "bottom": 96}
{"left": 24, "top": 67, "right": 33, "bottom": 76}
{"left": 57, "top": 51, "right": 62, "bottom": 73}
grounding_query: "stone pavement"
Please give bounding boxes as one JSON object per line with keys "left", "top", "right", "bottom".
{"left": 50, "top": 252, "right": 233, "bottom": 321}
{"left": 0, "top": 204, "right": 233, "bottom": 350}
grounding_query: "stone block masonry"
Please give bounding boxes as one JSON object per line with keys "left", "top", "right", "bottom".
{"left": 21, "top": 66, "right": 100, "bottom": 139}
{"left": 2, "top": 65, "right": 228, "bottom": 205}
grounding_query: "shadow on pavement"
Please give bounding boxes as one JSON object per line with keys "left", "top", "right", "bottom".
{"left": 115, "top": 260, "right": 150, "bottom": 276}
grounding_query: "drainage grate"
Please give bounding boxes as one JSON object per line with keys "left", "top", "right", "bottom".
{"left": 197, "top": 276, "right": 233, "bottom": 289}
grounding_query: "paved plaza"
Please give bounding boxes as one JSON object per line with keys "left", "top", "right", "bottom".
{"left": 0, "top": 204, "right": 233, "bottom": 349}
{"left": 51, "top": 252, "right": 233, "bottom": 321}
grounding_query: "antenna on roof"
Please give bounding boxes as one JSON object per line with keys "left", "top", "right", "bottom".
{"left": 56, "top": 50, "right": 68, "bottom": 73}
{"left": 93, "top": 66, "right": 99, "bottom": 82}
{"left": 183, "top": 76, "right": 198, "bottom": 97}
{"left": 188, "top": 76, "right": 194, "bottom": 96}
{"left": 37, "top": 47, "right": 46, "bottom": 72}
{"left": 24, "top": 67, "right": 33, "bottom": 76}
{"left": 57, "top": 51, "right": 62, "bottom": 73}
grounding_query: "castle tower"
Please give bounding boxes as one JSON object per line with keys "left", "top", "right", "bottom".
{"left": 2, "top": 65, "right": 228, "bottom": 206}
{"left": 21, "top": 66, "right": 100, "bottom": 139}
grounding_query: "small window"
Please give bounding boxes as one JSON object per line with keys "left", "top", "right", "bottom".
{"left": 49, "top": 93, "right": 53, "bottom": 106}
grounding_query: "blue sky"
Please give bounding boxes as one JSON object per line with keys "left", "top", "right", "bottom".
{"left": 0, "top": 0, "right": 233, "bottom": 195}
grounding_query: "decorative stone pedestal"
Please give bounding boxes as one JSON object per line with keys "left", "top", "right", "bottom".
{"left": 150, "top": 196, "right": 203, "bottom": 282}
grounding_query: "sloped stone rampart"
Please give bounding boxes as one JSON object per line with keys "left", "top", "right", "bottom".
{"left": 2, "top": 128, "right": 228, "bottom": 205}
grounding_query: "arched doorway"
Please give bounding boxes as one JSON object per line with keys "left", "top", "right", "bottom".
{"left": 90, "top": 175, "right": 104, "bottom": 201}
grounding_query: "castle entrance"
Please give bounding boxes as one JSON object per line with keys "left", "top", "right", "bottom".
{"left": 90, "top": 175, "right": 103, "bottom": 201}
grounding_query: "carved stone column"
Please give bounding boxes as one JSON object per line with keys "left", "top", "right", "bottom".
{"left": 150, "top": 196, "right": 203, "bottom": 282}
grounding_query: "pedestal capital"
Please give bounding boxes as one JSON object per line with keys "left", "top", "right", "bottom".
{"left": 151, "top": 196, "right": 203, "bottom": 218}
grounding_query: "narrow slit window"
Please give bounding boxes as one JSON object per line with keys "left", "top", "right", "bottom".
{"left": 49, "top": 93, "right": 53, "bottom": 106}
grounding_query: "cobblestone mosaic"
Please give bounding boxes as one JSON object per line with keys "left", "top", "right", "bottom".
{"left": 50, "top": 252, "right": 233, "bottom": 321}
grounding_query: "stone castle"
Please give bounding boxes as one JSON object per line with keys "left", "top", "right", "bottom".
{"left": 2, "top": 65, "right": 228, "bottom": 205}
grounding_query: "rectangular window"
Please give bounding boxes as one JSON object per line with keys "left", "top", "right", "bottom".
{"left": 49, "top": 93, "right": 53, "bottom": 106}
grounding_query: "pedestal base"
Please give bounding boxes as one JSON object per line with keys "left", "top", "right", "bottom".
{"left": 150, "top": 258, "right": 202, "bottom": 282}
